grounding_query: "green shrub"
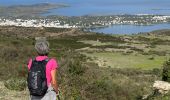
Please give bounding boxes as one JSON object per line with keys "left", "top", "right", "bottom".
{"left": 4, "top": 77, "right": 26, "bottom": 91}
{"left": 148, "top": 50, "right": 167, "bottom": 56}
{"left": 148, "top": 56, "right": 155, "bottom": 60}
{"left": 17, "top": 65, "right": 28, "bottom": 77}
{"left": 11, "top": 40, "right": 23, "bottom": 47}
{"left": 162, "top": 59, "right": 170, "bottom": 82}
{"left": 68, "top": 59, "right": 85, "bottom": 76}
{"left": 152, "top": 68, "right": 161, "bottom": 76}
{"left": 70, "top": 88, "right": 83, "bottom": 100}
{"left": 0, "top": 46, "right": 19, "bottom": 61}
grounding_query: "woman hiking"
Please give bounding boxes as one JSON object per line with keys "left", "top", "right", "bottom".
{"left": 27, "top": 37, "right": 59, "bottom": 100}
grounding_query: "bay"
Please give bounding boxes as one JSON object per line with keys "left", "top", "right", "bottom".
{"left": 46, "top": 0, "right": 170, "bottom": 16}
{"left": 90, "top": 23, "right": 170, "bottom": 34}
{"left": 0, "top": 0, "right": 170, "bottom": 34}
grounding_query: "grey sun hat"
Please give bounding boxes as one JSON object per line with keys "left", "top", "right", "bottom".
{"left": 35, "top": 37, "right": 50, "bottom": 55}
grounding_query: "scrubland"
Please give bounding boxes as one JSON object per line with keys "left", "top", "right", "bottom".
{"left": 0, "top": 26, "right": 170, "bottom": 100}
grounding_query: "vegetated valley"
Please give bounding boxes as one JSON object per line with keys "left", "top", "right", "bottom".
{"left": 0, "top": 26, "right": 170, "bottom": 100}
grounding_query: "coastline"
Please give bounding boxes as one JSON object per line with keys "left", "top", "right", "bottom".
{"left": 0, "top": 14, "right": 170, "bottom": 34}
{"left": 0, "top": 3, "right": 68, "bottom": 16}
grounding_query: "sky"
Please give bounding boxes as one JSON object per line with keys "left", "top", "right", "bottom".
{"left": 0, "top": 0, "right": 169, "bottom": 6}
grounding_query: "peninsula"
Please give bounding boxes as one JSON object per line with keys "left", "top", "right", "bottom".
{"left": 0, "top": 3, "right": 68, "bottom": 16}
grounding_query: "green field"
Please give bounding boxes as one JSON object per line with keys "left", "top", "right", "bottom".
{"left": 78, "top": 34, "right": 170, "bottom": 70}
{"left": 85, "top": 52, "right": 167, "bottom": 70}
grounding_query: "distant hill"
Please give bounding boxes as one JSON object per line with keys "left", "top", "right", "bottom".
{"left": 0, "top": 3, "right": 68, "bottom": 16}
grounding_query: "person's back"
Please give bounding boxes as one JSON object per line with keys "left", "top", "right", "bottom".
{"left": 27, "top": 37, "right": 59, "bottom": 100}
{"left": 27, "top": 57, "right": 49, "bottom": 96}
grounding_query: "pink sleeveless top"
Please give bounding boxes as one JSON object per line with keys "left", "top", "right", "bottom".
{"left": 27, "top": 56, "right": 58, "bottom": 86}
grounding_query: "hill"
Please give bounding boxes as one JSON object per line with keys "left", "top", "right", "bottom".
{"left": 0, "top": 3, "right": 68, "bottom": 16}
{"left": 0, "top": 26, "right": 170, "bottom": 99}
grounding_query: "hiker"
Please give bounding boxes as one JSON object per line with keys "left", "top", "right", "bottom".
{"left": 27, "top": 38, "right": 59, "bottom": 100}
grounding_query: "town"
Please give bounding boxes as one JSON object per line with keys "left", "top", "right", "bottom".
{"left": 0, "top": 15, "right": 170, "bottom": 29}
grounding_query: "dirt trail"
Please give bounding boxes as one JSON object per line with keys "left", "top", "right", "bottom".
{"left": 0, "top": 81, "right": 29, "bottom": 100}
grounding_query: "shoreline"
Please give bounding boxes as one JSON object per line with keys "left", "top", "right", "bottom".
{"left": 0, "top": 3, "right": 68, "bottom": 16}
{"left": 0, "top": 3, "right": 170, "bottom": 34}
{"left": 0, "top": 15, "right": 170, "bottom": 34}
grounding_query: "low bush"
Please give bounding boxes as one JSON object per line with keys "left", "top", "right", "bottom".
{"left": 148, "top": 50, "right": 167, "bottom": 56}
{"left": 4, "top": 77, "right": 27, "bottom": 91}
{"left": 162, "top": 59, "right": 170, "bottom": 82}
{"left": 68, "top": 59, "right": 85, "bottom": 76}
{"left": 0, "top": 46, "right": 19, "bottom": 61}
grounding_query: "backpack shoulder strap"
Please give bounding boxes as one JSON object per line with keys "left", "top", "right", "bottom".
{"left": 39, "top": 58, "right": 50, "bottom": 78}
{"left": 32, "top": 57, "right": 36, "bottom": 62}
{"left": 32, "top": 57, "right": 50, "bottom": 62}
{"left": 29, "top": 57, "right": 36, "bottom": 70}
{"left": 44, "top": 58, "right": 50, "bottom": 63}
{"left": 45, "top": 57, "right": 50, "bottom": 61}
{"left": 40, "top": 58, "right": 50, "bottom": 69}
{"left": 31, "top": 57, "right": 50, "bottom": 66}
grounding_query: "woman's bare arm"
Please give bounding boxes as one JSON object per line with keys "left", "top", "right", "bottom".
{"left": 51, "top": 69, "right": 58, "bottom": 94}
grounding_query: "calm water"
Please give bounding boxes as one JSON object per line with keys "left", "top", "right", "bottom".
{"left": 0, "top": 0, "right": 170, "bottom": 34}
{"left": 91, "top": 23, "right": 170, "bottom": 34}
{"left": 44, "top": 0, "right": 170, "bottom": 16}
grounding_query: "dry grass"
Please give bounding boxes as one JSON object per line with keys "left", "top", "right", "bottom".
{"left": 0, "top": 82, "right": 29, "bottom": 100}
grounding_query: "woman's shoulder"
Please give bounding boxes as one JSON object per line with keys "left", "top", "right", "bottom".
{"left": 48, "top": 57, "right": 57, "bottom": 62}
{"left": 47, "top": 57, "right": 59, "bottom": 69}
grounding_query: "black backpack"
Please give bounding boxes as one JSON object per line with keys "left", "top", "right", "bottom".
{"left": 27, "top": 58, "right": 49, "bottom": 96}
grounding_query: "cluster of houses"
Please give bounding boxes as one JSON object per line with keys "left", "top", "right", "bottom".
{"left": 0, "top": 18, "right": 78, "bottom": 28}
{"left": 0, "top": 15, "right": 170, "bottom": 28}
{"left": 92, "top": 15, "right": 170, "bottom": 26}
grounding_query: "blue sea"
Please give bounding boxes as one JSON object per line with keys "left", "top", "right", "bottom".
{"left": 91, "top": 23, "right": 170, "bottom": 34}
{"left": 0, "top": 0, "right": 170, "bottom": 34}
{"left": 1, "top": 0, "right": 170, "bottom": 16}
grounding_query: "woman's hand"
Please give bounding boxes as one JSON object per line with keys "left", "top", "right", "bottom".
{"left": 51, "top": 69, "right": 59, "bottom": 95}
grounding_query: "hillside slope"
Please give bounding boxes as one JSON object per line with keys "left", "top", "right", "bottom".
{"left": 0, "top": 26, "right": 170, "bottom": 99}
